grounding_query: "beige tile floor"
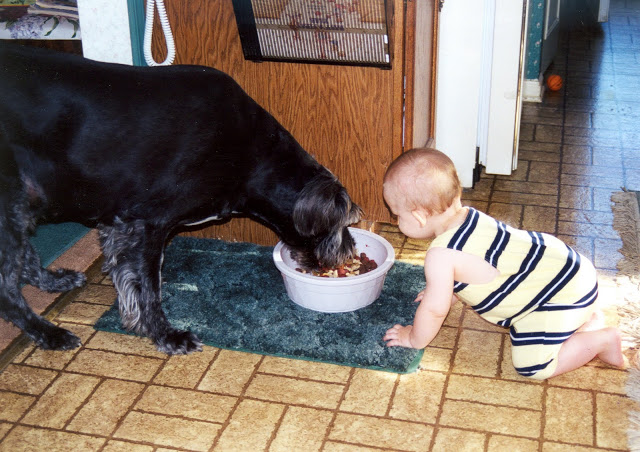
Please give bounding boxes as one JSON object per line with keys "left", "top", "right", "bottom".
{"left": 0, "top": 224, "right": 635, "bottom": 452}
{"left": 2, "top": 1, "right": 640, "bottom": 450}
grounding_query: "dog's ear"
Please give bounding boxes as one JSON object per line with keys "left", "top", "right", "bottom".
{"left": 292, "top": 174, "right": 362, "bottom": 238}
{"left": 347, "top": 199, "right": 364, "bottom": 225}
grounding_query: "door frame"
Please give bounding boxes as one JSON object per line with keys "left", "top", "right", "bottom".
{"left": 403, "top": 0, "right": 438, "bottom": 150}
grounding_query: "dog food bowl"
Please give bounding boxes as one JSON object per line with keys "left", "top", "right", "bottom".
{"left": 273, "top": 228, "right": 395, "bottom": 313}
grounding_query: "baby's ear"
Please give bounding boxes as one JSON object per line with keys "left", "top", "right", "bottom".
{"left": 411, "top": 209, "right": 428, "bottom": 227}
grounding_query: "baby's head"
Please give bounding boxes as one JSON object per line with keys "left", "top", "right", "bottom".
{"left": 383, "top": 148, "right": 462, "bottom": 215}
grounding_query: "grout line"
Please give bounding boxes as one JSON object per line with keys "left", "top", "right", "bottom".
{"left": 426, "top": 304, "right": 469, "bottom": 450}
{"left": 592, "top": 390, "right": 598, "bottom": 448}
{"left": 206, "top": 353, "right": 266, "bottom": 451}
{"left": 264, "top": 404, "right": 289, "bottom": 451}
{"left": 384, "top": 372, "right": 400, "bottom": 418}
{"left": 194, "top": 347, "right": 222, "bottom": 391}
{"left": 320, "top": 366, "right": 356, "bottom": 451}
{"left": 540, "top": 381, "right": 549, "bottom": 452}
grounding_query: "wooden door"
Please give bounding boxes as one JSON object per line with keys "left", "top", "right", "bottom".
{"left": 403, "top": 0, "right": 438, "bottom": 150}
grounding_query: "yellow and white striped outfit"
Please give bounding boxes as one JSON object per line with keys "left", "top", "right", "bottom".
{"left": 428, "top": 207, "right": 598, "bottom": 380}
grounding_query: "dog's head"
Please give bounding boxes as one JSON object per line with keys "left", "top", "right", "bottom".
{"left": 288, "top": 173, "right": 363, "bottom": 270}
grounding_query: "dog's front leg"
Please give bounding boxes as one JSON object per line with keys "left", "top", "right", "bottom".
{"left": 99, "top": 220, "right": 203, "bottom": 354}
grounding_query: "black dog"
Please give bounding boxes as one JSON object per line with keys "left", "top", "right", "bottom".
{"left": 0, "top": 43, "right": 362, "bottom": 354}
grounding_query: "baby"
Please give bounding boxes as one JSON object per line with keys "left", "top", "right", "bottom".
{"left": 382, "top": 148, "right": 624, "bottom": 379}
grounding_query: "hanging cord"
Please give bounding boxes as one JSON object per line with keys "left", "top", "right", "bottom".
{"left": 143, "top": 0, "right": 176, "bottom": 66}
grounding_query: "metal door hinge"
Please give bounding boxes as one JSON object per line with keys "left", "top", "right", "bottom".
{"left": 438, "top": 0, "right": 444, "bottom": 12}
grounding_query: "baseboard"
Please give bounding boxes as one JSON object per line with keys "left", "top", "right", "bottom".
{"left": 522, "top": 77, "right": 544, "bottom": 103}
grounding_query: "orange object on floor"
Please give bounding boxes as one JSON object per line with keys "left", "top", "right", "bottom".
{"left": 547, "top": 74, "right": 563, "bottom": 91}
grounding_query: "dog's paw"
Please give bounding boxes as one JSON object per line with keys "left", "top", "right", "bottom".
{"left": 155, "top": 329, "right": 203, "bottom": 355}
{"left": 45, "top": 269, "right": 87, "bottom": 293}
{"left": 33, "top": 325, "right": 82, "bottom": 350}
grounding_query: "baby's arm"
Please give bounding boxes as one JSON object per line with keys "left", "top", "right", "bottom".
{"left": 384, "top": 248, "right": 455, "bottom": 349}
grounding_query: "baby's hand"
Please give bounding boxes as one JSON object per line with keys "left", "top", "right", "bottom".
{"left": 414, "top": 290, "right": 425, "bottom": 303}
{"left": 383, "top": 324, "right": 415, "bottom": 348}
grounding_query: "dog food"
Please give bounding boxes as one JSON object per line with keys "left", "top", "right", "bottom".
{"left": 296, "top": 252, "right": 378, "bottom": 278}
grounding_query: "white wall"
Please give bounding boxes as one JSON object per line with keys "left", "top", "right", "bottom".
{"left": 77, "top": 0, "right": 133, "bottom": 64}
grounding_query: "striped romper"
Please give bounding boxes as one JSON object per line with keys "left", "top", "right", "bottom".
{"left": 428, "top": 207, "right": 598, "bottom": 380}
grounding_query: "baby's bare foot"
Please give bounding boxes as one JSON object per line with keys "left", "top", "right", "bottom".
{"left": 598, "top": 328, "right": 625, "bottom": 368}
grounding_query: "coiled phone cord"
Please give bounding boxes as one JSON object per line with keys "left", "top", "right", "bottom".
{"left": 143, "top": 0, "right": 176, "bottom": 66}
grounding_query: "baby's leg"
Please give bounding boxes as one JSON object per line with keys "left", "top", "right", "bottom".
{"left": 552, "top": 327, "right": 624, "bottom": 377}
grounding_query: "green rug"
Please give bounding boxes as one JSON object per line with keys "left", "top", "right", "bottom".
{"left": 31, "top": 222, "right": 90, "bottom": 268}
{"left": 95, "top": 236, "right": 425, "bottom": 373}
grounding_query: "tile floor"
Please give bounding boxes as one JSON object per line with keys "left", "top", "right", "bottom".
{"left": 2, "top": 1, "right": 640, "bottom": 451}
